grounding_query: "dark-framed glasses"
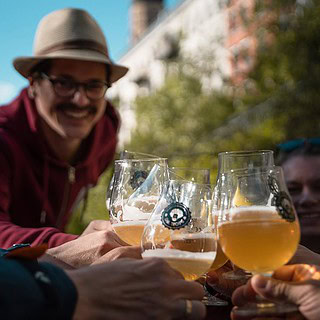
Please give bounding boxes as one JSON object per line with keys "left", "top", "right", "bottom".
{"left": 277, "top": 138, "right": 320, "bottom": 152}
{"left": 41, "top": 73, "right": 110, "bottom": 100}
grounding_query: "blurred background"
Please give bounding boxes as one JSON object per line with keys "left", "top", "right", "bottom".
{"left": 3, "top": 1, "right": 319, "bottom": 233}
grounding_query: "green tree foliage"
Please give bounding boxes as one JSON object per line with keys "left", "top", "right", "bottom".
{"left": 65, "top": 167, "right": 114, "bottom": 234}
{"left": 128, "top": 65, "right": 234, "bottom": 167}
{"left": 244, "top": 0, "right": 320, "bottom": 139}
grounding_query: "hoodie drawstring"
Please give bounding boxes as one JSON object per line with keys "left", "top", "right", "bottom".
{"left": 40, "top": 157, "right": 49, "bottom": 225}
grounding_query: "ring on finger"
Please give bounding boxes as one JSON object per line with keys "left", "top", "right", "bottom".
{"left": 185, "top": 299, "right": 192, "bottom": 318}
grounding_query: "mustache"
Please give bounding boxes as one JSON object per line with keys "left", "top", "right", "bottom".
{"left": 56, "top": 103, "right": 97, "bottom": 115}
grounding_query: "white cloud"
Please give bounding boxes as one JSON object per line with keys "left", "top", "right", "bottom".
{"left": 0, "top": 82, "right": 18, "bottom": 105}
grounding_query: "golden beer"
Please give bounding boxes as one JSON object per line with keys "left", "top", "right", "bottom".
{"left": 142, "top": 233, "right": 216, "bottom": 280}
{"left": 208, "top": 241, "right": 228, "bottom": 271}
{"left": 113, "top": 221, "right": 146, "bottom": 245}
{"left": 142, "top": 248, "right": 216, "bottom": 281}
{"left": 164, "top": 255, "right": 214, "bottom": 281}
{"left": 111, "top": 196, "right": 159, "bottom": 245}
{"left": 171, "top": 233, "right": 216, "bottom": 252}
{"left": 208, "top": 214, "right": 228, "bottom": 271}
{"left": 218, "top": 208, "right": 300, "bottom": 273}
{"left": 114, "top": 222, "right": 171, "bottom": 246}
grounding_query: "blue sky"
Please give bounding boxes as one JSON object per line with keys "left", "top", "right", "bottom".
{"left": 0, "top": 0, "right": 181, "bottom": 104}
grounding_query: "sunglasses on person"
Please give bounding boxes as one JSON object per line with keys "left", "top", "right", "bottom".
{"left": 277, "top": 138, "right": 320, "bottom": 152}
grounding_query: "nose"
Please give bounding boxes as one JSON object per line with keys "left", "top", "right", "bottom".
{"left": 298, "top": 186, "right": 319, "bottom": 207}
{"left": 72, "top": 85, "right": 90, "bottom": 106}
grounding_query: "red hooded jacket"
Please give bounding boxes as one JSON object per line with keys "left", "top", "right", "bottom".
{"left": 0, "top": 88, "right": 119, "bottom": 248}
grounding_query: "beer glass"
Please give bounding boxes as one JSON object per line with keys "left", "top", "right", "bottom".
{"left": 109, "top": 157, "right": 168, "bottom": 245}
{"left": 169, "top": 167, "right": 211, "bottom": 184}
{"left": 218, "top": 166, "right": 300, "bottom": 317}
{"left": 217, "top": 150, "right": 274, "bottom": 176}
{"left": 201, "top": 199, "right": 229, "bottom": 306}
{"left": 141, "top": 180, "right": 216, "bottom": 281}
{"left": 106, "top": 150, "right": 161, "bottom": 211}
{"left": 168, "top": 167, "right": 227, "bottom": 305}
{"left": 214, "top": 150, "right": 274, "bottom": 280}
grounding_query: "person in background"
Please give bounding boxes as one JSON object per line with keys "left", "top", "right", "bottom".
{"left": 0, "top": 244, "right": 206, "bottom": 320}
{"left": 276, "top": 138, "right": 320, "bottom": 254}
{"left": 231, "top": 263, "right": 320, "bottom": 320}
{"left": 0, "top": 8, "right": 133, "bottom": 267}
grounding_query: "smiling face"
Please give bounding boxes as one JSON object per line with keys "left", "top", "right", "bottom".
{"left": 31, "top": 59, "right": 108, "bottom": 142}
{"left": 282, "top": 155, "right": 320, "bottom": 250}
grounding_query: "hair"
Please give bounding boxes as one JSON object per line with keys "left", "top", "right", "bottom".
{"left": 29, "top": 60, "right": 52, "bottom": 78}
{"left": 276, "top": 142, "right": 320, "bottom": 166}
{"left": 105, "top": 63, "right": 112, "bottom": 87}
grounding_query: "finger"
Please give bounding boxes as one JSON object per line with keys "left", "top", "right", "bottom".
{"left": 81, "top": 220, "right": 112, "bottom": 236}
{"left": 142, "top": 257, "right": 185, "bottom": 280}
{"left": 272, "top": 265, "right": 300, "bottom": 282}
{"left": 91, "top": 220, "right": 112, "bottom": 231}
{"left": 232, "top": 279, "right": 257, "bottom": 306}
{"left": 94, "top": 246, "right": 142, "bottom": 264}
{"left": 173, "top": 299, "right": 206, "bottom": 320}
{"left": 106, "top": 230, "right": 129, "bottom": 246}
{"left": 273, "top": 264, "right": 320, "bottom": 282}
{"left": 174, "top": 279, "right": 205, "bottom": 300}
{"left": 116, "top": 246, "right": 142, "bottom": 259}
{"left": 188, "top": 300, "right": 206, "bottom": 320}
{"left": 251, "top": 275, "right": 305, "bottom": 305}
{"left": 293, "top": 264, "right": 320, "bottom": 281}
{"left": 99, "top": 230, "right": 129, "bottom": 253}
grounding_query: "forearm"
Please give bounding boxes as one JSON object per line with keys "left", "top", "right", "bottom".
{"left": 45, "top": 238, "right": 95, "bottom": 268}
{"left": 39, "top": 253, "right": 75, "bottom": 270}
{"left": 0, "top": 218, "right": 78, "bottom": 248}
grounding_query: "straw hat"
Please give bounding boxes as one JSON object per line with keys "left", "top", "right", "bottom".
{"left": 13, "top": 8, "right": 128, "bottom": 83}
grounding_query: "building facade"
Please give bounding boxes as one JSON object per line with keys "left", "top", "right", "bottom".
{"left": 109, "top": 0, "right": 255, "bottom": 146}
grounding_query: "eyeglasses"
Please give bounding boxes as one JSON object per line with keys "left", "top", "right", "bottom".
{"left": 277, "top": 138, "right": 320, "bottom": 152}
{"left": 41, "top": 73, "right": 110, "bottom": 100}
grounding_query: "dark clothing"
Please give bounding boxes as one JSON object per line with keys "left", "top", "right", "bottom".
{"left": 0, "top": 256, "right": 77, "bottom": 319}
{"left": 0, "top": 88, "right": 119, "bottom": 248}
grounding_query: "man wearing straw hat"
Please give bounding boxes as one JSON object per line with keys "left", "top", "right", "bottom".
{"left": 0, "top": 8, "right": 133, "bottom": 266}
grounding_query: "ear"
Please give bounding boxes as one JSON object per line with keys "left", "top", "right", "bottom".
{"left": 27, "top": 76, "right": 36, "bottom": 99}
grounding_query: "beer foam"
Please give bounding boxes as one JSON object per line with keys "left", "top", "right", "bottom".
{"left": 113, "top": 196, "right": 158, "bottom": 221}
{"left": 229, "top": 205, "right": 280, "bottom": 220}
{"left": 112, "top": 220, "right": 147, "bottom": 227}
{"left": 142, "top": 248, "right": 216, "bottom": 261}
{"left": 122, "top": 205, "right": 152, "bottom": 220}
{"left": 171, "top": 232, "right": 214, "bottom": 240}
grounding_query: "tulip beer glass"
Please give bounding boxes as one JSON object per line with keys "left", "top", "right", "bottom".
{"left": 109, "top": 157, "right": 168, "bottom": 245}
{"left": 141, "top": 180, "right": 216, "bottom": 281}
{"left": 218, "top": 166, "right": 300, "bottom": 317}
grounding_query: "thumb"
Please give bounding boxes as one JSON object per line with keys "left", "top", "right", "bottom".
{"left": 251, "top": 275, "right": 303, "bottom": 305}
